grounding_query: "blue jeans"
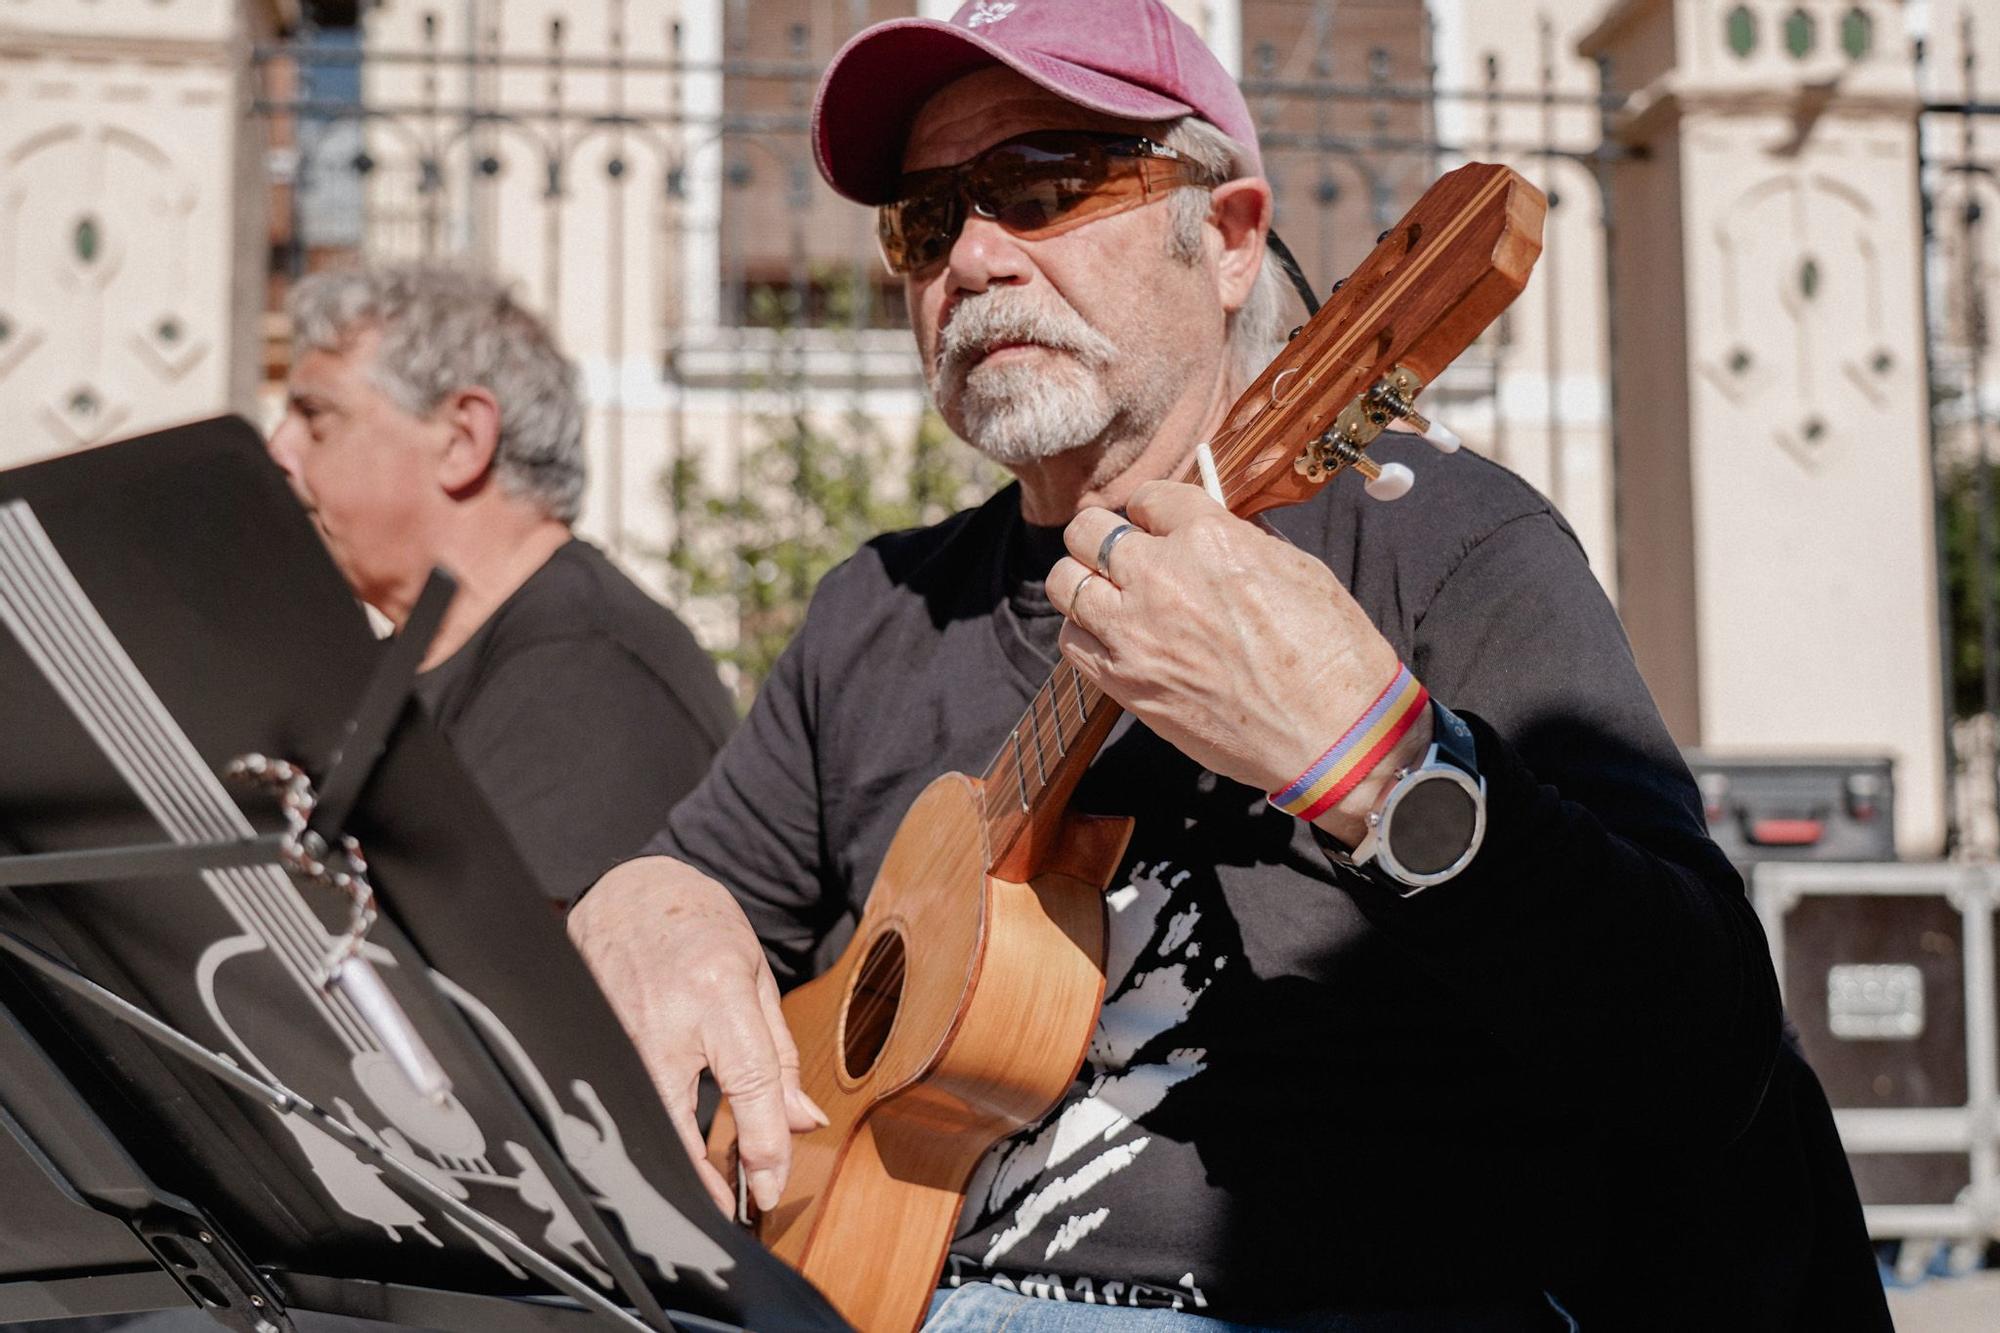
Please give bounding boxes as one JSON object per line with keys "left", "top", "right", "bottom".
{"left": 923, "top": 1283, "right": 1580, "bottom": 1332}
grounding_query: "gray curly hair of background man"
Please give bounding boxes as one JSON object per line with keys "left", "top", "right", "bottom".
{"left": 288, "top": 262, "right": 586, "bottom": 524}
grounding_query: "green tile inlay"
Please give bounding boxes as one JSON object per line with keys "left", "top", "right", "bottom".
{"left": 1726, "top": 5, "right": 1758, "bottom": 57}
{"left": 1841, "top": 7, "right": 1874, "bottom": 59}
{"left": 1784, "top": 8, "right": 1817, "bottom": 58}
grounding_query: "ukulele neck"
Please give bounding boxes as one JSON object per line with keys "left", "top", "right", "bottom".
{"left": 979, "top": 652, "right": 1120, "bottom": 882}
{"left": 977, "top": 444, "right": 1231, "bottom": 881}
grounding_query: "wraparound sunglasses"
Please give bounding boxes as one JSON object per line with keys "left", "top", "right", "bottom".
{"left": 876, "top": 130, "right": 1217, "bottom": 275}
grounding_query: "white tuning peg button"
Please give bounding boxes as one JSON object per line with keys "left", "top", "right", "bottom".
{"left": 1363, "top": 461, "right": 1415, "bottom": 501}
{"left": 1419, "top": 418, "right": 1462, "bottom": 453}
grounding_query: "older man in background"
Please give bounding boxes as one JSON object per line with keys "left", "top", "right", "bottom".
{"left": 267, "top": 263, "right": 734, "bottom": 907}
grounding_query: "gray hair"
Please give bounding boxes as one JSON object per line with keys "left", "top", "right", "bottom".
{"left": 1158, "top": 117, "right": 1290, "bottom": 391}
{"left": 288, "top": 262, "right": 586, "bottom": 524}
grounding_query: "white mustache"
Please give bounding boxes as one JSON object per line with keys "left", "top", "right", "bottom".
{"left": 934, "top": 291, "right": 1118, "bottom": 383}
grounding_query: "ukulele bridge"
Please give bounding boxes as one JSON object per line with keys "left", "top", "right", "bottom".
{"left": 1293, "top": 364, "right": 1429, "bottom": 484}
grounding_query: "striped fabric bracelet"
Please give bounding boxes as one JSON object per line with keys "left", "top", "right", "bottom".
{"left": 1268, "top": 664, "right": 1430, "bottom": 822}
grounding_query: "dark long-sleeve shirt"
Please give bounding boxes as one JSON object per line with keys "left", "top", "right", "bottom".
{"left": 648, "top": 437, "right": 1785, "bottom": 1320}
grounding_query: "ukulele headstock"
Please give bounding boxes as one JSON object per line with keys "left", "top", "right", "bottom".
{"left": 1202, "top": 163, "right": 1546, "bottom": 519}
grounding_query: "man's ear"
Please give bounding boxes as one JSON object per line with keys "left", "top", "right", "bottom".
{"left": 436, "top": 386, "right": 503, "bottom": 495}
{"left": 1210, "top": 177, "right": 1274, "bottom": 316}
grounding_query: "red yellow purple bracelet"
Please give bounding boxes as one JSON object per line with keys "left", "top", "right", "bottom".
{"left": 1269, "top": 664, "right": 1430, "bottom": 821}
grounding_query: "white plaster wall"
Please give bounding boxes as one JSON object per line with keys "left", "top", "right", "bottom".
{"left": 1588, "top": 0, "right": 1949, "bottom": 854}
{"left": 0, "top": 0, "right": 274, "bottom": 463}
{"left": 0, "top": 0, "right": 242, "bottom": 43}
{"left": 1679, "top": 109, "right": 1945, "bottom": 854}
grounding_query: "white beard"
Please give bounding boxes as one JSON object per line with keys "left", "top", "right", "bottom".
{"left": 955, "top": 355, "right": 1117, "bottom": 466}
{"left": 932, "top": 290, "right": 1125, "bottom": 466}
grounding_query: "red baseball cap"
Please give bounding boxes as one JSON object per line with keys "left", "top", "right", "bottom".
{"left": 812, "top": 0, "right": 1262, "bottom": 205}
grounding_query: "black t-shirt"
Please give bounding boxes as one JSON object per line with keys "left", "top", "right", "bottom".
{"left": 416, "top": 538, "right": 735, "bottom": 906}
{"left": 647, "top": 440, "right": 1795, "bottom": 1320}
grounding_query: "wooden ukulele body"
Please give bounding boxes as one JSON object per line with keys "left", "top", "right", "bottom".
{"left": 712, "top": 774, "right": 1131, "bottom": 1333}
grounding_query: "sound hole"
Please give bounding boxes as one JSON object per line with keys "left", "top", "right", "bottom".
{"left": 840, "top": 930, "right": 906, "bottom": 1081}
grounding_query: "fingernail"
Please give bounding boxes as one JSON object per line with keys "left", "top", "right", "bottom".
{"left": 800, "top": 1090, "right": 830, "bottom": 1128}
{"left": 749, "top": 1168, "right": 782, "bottom": 1213}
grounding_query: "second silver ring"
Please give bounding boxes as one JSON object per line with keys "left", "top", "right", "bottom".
{"left": 1095, "top": 522, "right": 1138, "bottom": 579}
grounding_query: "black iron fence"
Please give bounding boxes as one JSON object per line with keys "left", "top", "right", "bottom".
{"left": 1923, "top": 14, "right": 2000, "bottom": 855}
{"left": 252, "top": 6, "right": 2000, "bottom": 855}
{"left": 253, "top": 1, "right": 1623, "bottom": 697}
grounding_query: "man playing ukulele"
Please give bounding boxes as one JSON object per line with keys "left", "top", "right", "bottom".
{"left": 572, "top": 3, "right": 1882, "bottom": 1327}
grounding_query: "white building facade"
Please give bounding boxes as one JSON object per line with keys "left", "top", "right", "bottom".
{"left": 3, "top": 0, "right": 1994, "bottom": 856}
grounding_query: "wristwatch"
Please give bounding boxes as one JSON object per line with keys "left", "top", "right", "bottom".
{"left": 1340, "top": 699, "right": 1487, "bottom": 894}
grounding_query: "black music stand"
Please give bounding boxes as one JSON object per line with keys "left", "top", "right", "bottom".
{"left": 0, "top": 418, "right": 847, "bottom": 1332}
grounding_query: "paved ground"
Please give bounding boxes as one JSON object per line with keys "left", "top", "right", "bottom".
{"left": 1883, "top": 1271, "right": 2000, "bottom": 1331}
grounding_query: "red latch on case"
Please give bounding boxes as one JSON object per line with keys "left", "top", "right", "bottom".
{"left": 1749, "top": 818, "right": 1824, "bottom": 846}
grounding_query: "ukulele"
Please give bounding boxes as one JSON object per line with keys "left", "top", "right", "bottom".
{"left": 710, "top": 161, "right": 1547, "bottom": 1332}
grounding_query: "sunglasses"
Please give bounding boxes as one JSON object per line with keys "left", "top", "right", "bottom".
{"left": 877, "top": 131, "right": 1217, "bottom": 276}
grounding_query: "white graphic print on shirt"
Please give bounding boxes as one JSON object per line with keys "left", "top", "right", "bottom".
{"left": 953, "top": 857, "right": 1227, "bottom": 1307}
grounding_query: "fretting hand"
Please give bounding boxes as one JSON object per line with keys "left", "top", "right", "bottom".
{"left": 1047, "top": 480, "right": 1432, "bottom": 845}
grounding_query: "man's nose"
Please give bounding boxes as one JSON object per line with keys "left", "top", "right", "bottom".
{"left": 265, "top": 417, "right": 306, "bottom": 483}
{"left": 943, "top": 213, "right": 1031, "bottom": 295}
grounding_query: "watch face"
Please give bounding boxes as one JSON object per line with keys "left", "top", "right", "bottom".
{"left": 1390, "top": 774, "right": 1481, "bottom": 877}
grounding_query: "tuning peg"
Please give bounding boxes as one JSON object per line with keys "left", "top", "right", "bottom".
{"left": 1347, "top": 449, "right": 1416, "bottom": 501}
{"left": 1366, "top": 366, "right": 1461, "bottom": 455}
{"left": 1383, "top": 398, "right": 1461, "bottom": 454}
{"left": 1363, "top": 461, "right": 1415, "bottom": 501}
{"left": 1415, "top": 416, "right": 1462, "bottom": 454}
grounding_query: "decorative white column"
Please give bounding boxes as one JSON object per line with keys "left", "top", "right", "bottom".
{"left": 1581, "top": 0, "right": 1946, "bottom": 855}
{"left": 678, "top": 0, "right": 724, "bottom": 337}
{"left": 0, "top": 0, "right": 289, "bottom": 462}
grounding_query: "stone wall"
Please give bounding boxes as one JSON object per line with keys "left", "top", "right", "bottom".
{"left": 0, "top": 0, "right": 290, "bottom": 463}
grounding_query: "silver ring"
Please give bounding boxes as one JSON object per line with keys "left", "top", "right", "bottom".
{"left": 1094, "top": 523, "right": 1137, "bottom": 579}
{"left": 1072, "top": 571, "right": 1102, "bottom": 609}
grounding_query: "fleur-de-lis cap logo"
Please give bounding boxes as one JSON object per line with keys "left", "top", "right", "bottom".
{"left": 965, "top": 0, "right": 1017, "bottom": 28}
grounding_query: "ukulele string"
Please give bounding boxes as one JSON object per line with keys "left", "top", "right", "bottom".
{"left": 981, "top": 664, "right": 1105, "bottom": 828}
{"left": 980, "top": 407, "right": 1294, "bottom": 834}
{"left": 980, "top": 318, "right": 1364, "bottom": 828}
